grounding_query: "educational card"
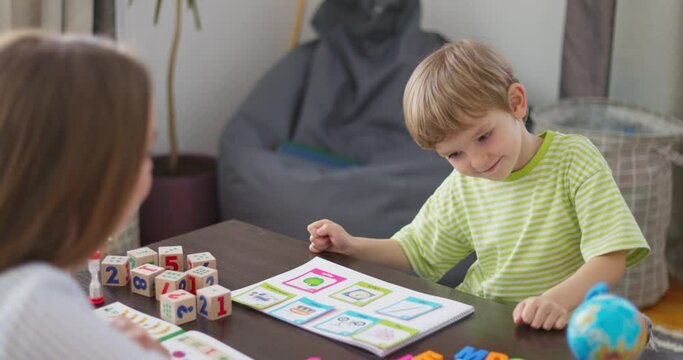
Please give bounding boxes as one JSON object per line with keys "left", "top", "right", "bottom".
{"left": 376, "top": 296, "right": 442, "bottom": 320}
{"left": 282, "top": 268, "right": 346, "bottom": 293}
{"left": 269, "top": 297, "right": 334, "bottom": 325}
{"left": 232, "top": 257, "right": 475, "bottom": 357}
{"left": 330, "top": 281, "right": 392, "bottom": 307}
{"left": 232, "top": 282, "right": 295, "bottom": 310}
{"left": 95, "top": 303, "right": 253, "bottom": 360}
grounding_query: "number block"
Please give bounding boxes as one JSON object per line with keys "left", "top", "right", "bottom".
{"left": 185, "top": 266, "right": 218, "bottom": 294}
{"left": 155, "top": 270, "right": 188, "bottom": 301}
{"left": 158, "top": 246, "right": 184, "bottom": 272}
{"left": 130, "top": 264, "right": 165, "bottom": 297}
{"left": 160, "top": 290, "right": 197, "bottom": 325}
{"left": 186, "top": 252, "right": 216, "bottom": 270}
{"left": 127, "top": 247, "right": 158, "bottom": 269}
{"left": 196, "top": 285, "right": 232, "bottom": 320}
{"left": 101, "top": 255, "right": 129, "bottom": 286}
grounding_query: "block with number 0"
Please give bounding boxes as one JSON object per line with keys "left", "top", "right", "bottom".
{"left": 101, "top": 255, "right": 130, "bottom": 286}
{"left": 185, "top": 266, "right": 218, "bottom": 294}
{"left": 160, "top": 290, "right": 197, "bottom": 325}
{"left": 155, "top": 270, "right": 188, "bottom": 300}
{"left": 196, "top": 285, "right": 232, "bottom": 320}
{"left": 130, "top": 264, "right": 165, "bottom": 297}
{"left": 158, "top": 246, "right": 184, "bottom": 272}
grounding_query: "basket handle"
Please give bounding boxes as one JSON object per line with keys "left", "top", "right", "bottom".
{"left": 657, "top": 146, "right": 683, "bottom": 167}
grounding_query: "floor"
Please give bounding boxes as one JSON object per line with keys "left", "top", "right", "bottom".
{"left": 643, "top": 277, "right": 683, "bottom": 330}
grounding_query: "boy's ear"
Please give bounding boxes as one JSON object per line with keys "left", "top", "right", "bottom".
{"left": 507, "top": 83, "right": 527, "bottom": 120}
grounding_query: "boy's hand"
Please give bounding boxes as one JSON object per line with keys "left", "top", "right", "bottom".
{"left": 512, "top": 296, "right": 569, "bottom": 330}
{"left": 307, "top": 219, "right": 353, "bottom": 255}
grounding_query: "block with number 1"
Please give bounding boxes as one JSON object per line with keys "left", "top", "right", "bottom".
{"left": 155, "top": 270, "right": 188, "bottom": 300}
{"left": 158, "top": 246, "right": 184, "bottom": 272}
{"left": 185, "top": 266, "right": 218, "bottom": 294}
{"left": 196, "top": 285, "right": 231, "bottom": 320}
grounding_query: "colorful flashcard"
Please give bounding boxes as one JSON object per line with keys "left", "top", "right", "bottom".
{"left": 269, "top": 297, "right": 334, "bottom": 325}
{"left": 352, "top": 319, "right": 419, "bottom": 349}
{"left": 376, "top": 296, "right": 442, "bottom": 320}
{"left": 94, "top": 302, "right": 182, "bottom": 340}
{"left": 233, "top": 283, "right": 295, "bottom": 310}
{"left": 163, "top": 330, "right": 253, "bottom": 360}
{"left": 330, "top": 281, "right": 392, "bottom": 307}
{"left": 314, "top": 310, "right": 379, "bottom": 336}
{"left": 283, "top": 268, "right": 346, "bottom": 293}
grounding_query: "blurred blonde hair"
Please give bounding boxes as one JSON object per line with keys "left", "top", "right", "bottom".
{"left": 403, "top": 39, "right": 520, "bottom": 149}
{"left": 0, "top": 31, "right": 151, "bottom": 271}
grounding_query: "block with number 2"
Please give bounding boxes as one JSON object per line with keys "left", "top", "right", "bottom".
{"left": 160, "top": 289, "right": 197, "bottom": 325}
{"left": 185, "top": 266, "right": 218, "bottom": 294}
{"left": 101, "top": 255, "right": 129, "bottom": 287}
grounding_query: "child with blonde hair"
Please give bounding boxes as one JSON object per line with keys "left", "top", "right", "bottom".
{"left": 0, "top": 31, "right": 167, "bottom": 358}
{"left": 309, "top": 39, "right": 650, "bottom": 331}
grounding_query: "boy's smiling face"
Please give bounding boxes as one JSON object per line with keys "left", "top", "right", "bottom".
{"left": 434, "top": 110, "right": 530, "bottom": 181}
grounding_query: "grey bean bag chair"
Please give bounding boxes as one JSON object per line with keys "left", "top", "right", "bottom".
{"left": 218, "top": 0, "right": 449, "bottom": 242}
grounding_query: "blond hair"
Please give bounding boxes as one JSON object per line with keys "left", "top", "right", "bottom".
{"left": 403, "top": 39, "right": 519, "bottom": 149}
{"left": 0, "top": 31, "right": 151, "bottom": 271}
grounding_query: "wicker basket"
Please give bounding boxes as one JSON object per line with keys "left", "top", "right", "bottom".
{"left": 533, "top": 98, "right": 683, "bottom": 308}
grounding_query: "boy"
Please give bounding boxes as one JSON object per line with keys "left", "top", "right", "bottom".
{"left": 308, "top": 39, "right": 650, "bottom": 330}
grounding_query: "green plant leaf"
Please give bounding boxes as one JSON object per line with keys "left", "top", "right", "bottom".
{"left": 187, "top": 0, "right": 202, "bottom": 30}
{"left": 153, "top": 0, "right": 162, "bottom": 25}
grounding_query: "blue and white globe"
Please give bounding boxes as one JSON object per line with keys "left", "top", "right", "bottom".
{"left": 567, "top": 283, "right": 648, "bottom": 360}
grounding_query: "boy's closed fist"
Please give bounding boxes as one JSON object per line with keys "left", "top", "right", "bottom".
{"left": 307, "top": 219, "right": 352, "bottom": 255}
{"left": 513, "top": 296, "right": 569, "bottom": 330}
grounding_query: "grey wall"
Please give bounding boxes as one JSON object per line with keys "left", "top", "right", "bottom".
{"left": 118, "top": 0, "right": 683, "bottom": 157}
{"left": 117, "top": 0, "right": 567, "bottom": 157}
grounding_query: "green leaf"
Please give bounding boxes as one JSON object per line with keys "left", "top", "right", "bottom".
{"left": 153, "top": 0, "right": 162, "bottom": 25}
{"left": 187, "top": 0, "right": 202, "bottom": 30}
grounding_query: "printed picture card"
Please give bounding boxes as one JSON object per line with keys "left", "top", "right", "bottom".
{"left": 269, "top": 297, "right": 334, "bottom": 325}
{"left": 314, "top": 310, "right": 379, "bottom": 336}
{"left": 352, "top": 319, "right": 419, "bottom": 349}
{"left": 282, "top": 268, "right": 346, "bottom": 293}
{"left": 330, "top": 281, "right": 392, "bottom": 307}
{"left": 375, "top": 296, "right": 442, "bottom": 320}
{"left": 233, "top": 283, "right": 295, "bottom": 310}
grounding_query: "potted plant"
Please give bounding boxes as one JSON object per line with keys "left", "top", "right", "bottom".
{"left": 131, "top": 0, "right": 218, "bottom": 244}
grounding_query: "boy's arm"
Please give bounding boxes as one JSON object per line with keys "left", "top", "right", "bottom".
{"left": 346, "top": 237, "right": 413, "bottom": 273}
{"left": 542, "top": 250, "right": 627, "bottom": 310}
{"left": 514, "top": 250, "right": 627, "bottom": 330}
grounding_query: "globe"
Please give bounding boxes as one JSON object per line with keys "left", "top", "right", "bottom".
{"left": 567, "top": 282, "right": 648, "bottom": 360}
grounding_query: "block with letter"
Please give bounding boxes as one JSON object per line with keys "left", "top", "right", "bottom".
{"left": 130, "top": 264, "right": 165, "bottom": 297}
{"left": 155, "top": 270, "right": 188, "bottom": 300}
{"left": 186, "top": 252, "right": 216, "bottom": 269}
{"left": 127, "top": 247, "right": 158, "bottom": 269}
{"left": 158, "top": 246, "right": 184, "bottom": 271}
{"left": 196, "top": 285, "right": 232, "bottom": 320}
{"left": 101, "top": 255, "right": 129, "bottom": 286}
{"left": 185, "top": 266, "right": 218, "bottom": 294}
{"left": 160, "top": 289, "right": 197, "bottom": 325}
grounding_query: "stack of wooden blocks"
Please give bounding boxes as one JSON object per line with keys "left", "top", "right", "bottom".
{"left": 100, "top": 246, "right": 231, "bottom": 325}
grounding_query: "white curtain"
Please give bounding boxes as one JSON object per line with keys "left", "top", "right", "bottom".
{"left": 0, "top": 0, "right": 93, "bottom": 34}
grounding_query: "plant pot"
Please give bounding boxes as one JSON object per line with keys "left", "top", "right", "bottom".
{"left": 140, "top": 154, "right": 218, "bottom": 245}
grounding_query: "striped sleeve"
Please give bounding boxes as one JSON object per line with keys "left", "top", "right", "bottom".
{"left": 393, "top": 176, "right": 473, "bottom": 282}
{"left": 570, "top": 140, "right": 650, "bottom": 266}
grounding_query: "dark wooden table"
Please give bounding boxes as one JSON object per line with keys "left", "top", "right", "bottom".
{"left": 75, "top": 220, "right": 573, "bottom": 359}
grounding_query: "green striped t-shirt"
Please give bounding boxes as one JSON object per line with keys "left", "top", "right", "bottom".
{"left": 394, "top": 131, "right": 650, "bottom": 302}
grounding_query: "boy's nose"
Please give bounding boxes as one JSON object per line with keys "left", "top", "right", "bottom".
{"left": 470, "top": 155, "right": 490, "bottom": 172}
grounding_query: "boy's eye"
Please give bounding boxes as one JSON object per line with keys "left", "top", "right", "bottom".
{"left": 478, "top": 131, "right": 492, "bottom": 142}
{"left": 447, "top": 151, "right": 462, "bottom": 159}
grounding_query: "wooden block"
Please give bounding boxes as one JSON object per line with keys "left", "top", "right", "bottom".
{"left": 127, "top": 247, "right": 158, "bottom": 269}
{"left": 196, "top": 285, "right": 232, "bottom": 320}
{"left": 186, "top": 252, "right": 216, "bottom": 269}
{"left": 155, "top": 270, "right": 188, "bottom": 300}
{"left": 101, "top": 255, "right": 129, "bottom": 286}
{"left": 185, "top": 266, "right": 218, "bottom": 294}
{"left": 414, "top": 350, "right": 443, "bottom": 360}
{"left": 130, "top": 264, "right": 165, "bottom": 297}
{"left": 160, "top": 289, "right": 197, "bottom": 325}
{"left": 158, "top": 246, "right": 184, "bottom": 271}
